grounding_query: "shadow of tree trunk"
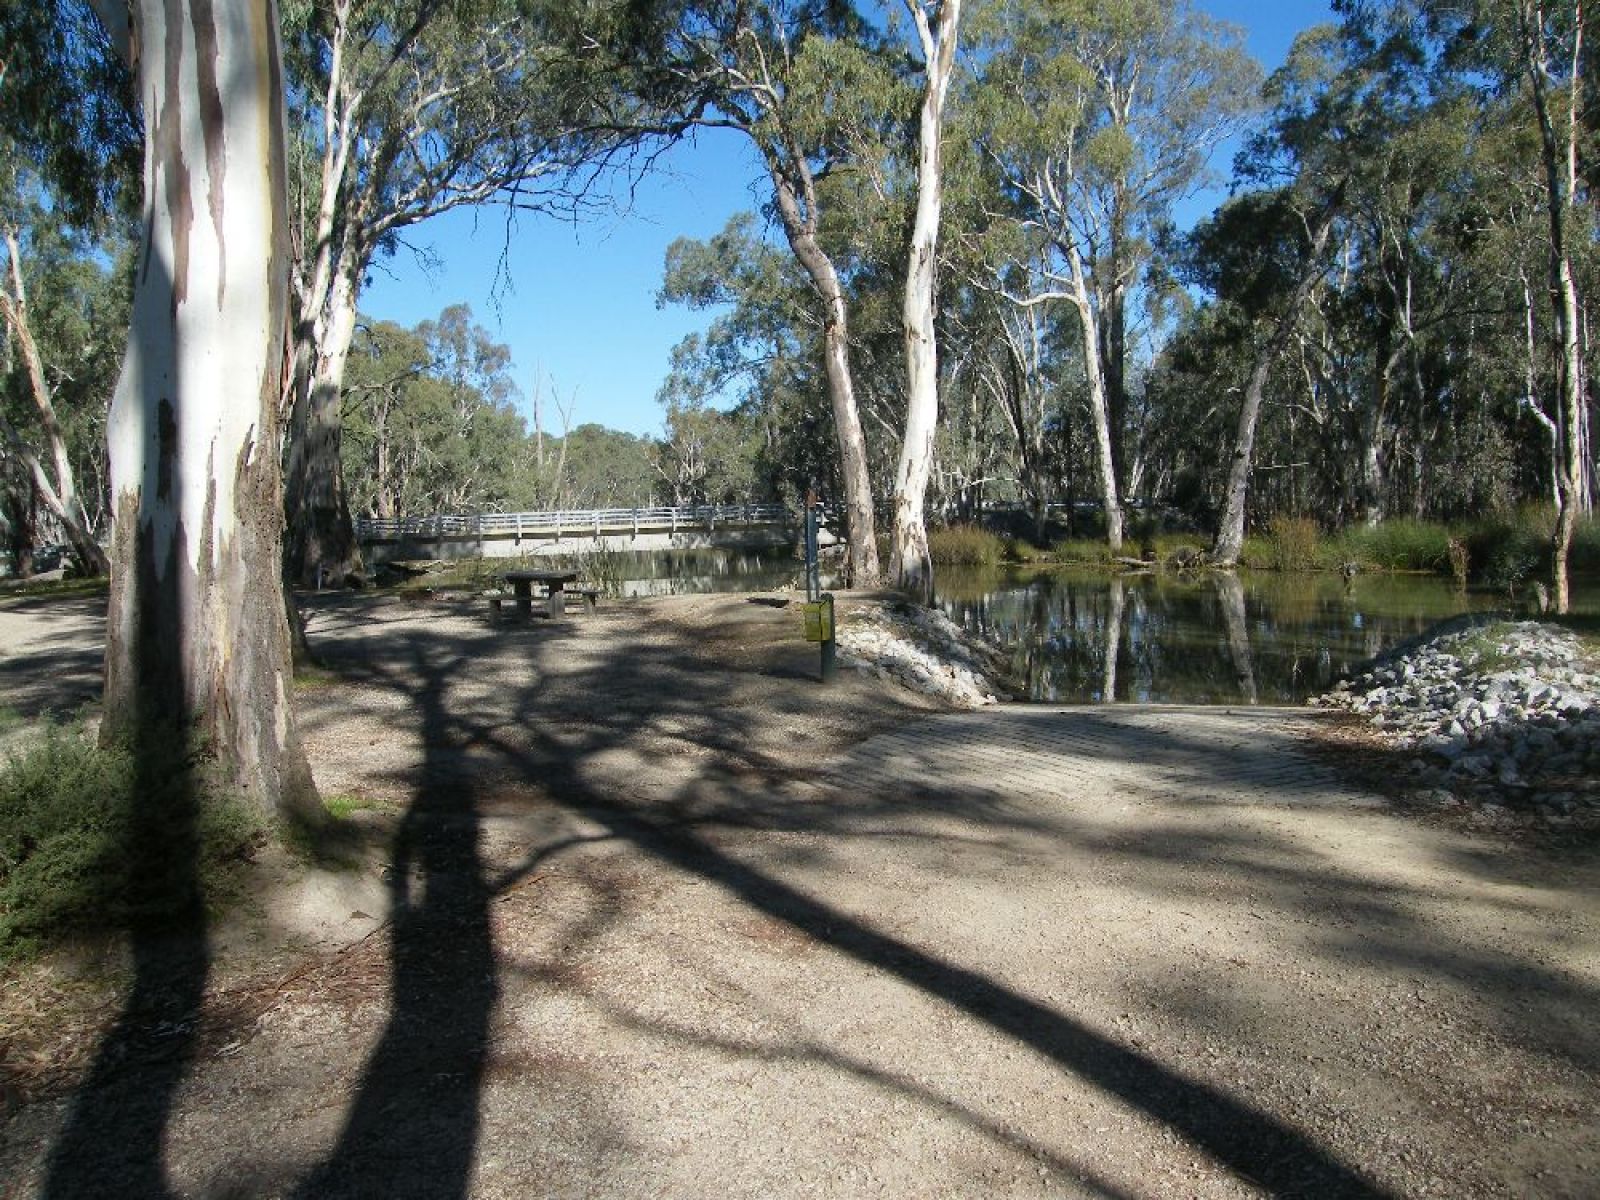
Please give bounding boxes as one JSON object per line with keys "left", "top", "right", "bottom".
{"left": 293, "top": 641, "right": 495, "bottom": 1199}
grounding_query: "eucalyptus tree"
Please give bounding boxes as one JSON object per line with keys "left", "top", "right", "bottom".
{"left": 638, "top": 1, "right": 908, "bottom": 585}
{"left": 656, "top": 213, "right": 841, "bottom": 503}
{"left": 341, "top": 306, "right": 538, "bottom": 519}
{"left": 81, "top": 0, "right": 319, "bottom": 820}
{"left": 892, "top": 0, "right": 963, "bottom": 600}
{"left": 1332, "top": 0, "right": 1593, "bottom": 606}
{"left": 1456, "top": 0, "right": 1590, "bottom": 610}
{"left": 0, "top": 168, "right": 122, "bottom": 575}
{"left": 279, "top": 0, "right": 659, "bottom": 587}
{"left": 970, "top": 0, "right": 1258, "bottom": 550}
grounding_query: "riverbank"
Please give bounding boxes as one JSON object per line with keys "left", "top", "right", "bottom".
{"left": 1312, "top": 617, "right": 1600, "bottom": 830}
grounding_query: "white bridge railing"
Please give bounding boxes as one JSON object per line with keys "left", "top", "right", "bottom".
{"left": 355, "top": 503, "right": 794, "bottom": 542}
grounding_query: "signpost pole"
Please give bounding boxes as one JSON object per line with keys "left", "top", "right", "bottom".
{"left": 804, "top": 491, "right": 836, "bottom": 683}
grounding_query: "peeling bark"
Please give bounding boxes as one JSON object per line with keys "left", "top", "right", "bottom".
{"left": 101, "top": 0, "right": 319, "bottom": 821}
{"left": 0, "top": 230, "right": 110, "bottom": 575}
{"left": 1212, "top": 213, "right": 1335, "bottom": 568}
{"left": 892, "top": 0, "right": 962, "bottom": 602}
{"left": 767, "top": 159, "right": 880, "bottom": 587}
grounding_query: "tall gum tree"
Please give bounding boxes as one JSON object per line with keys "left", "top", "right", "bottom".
{"left": 970, "top": 0, "right": 1259, "bottom": 551}
{"left": 892, "top": 0, "right": 962, "bottom": 601}
{"left": 1355, "top": 0, "right": 1592, "bottom": 608}
{"left": 645, "top": 2, "right": 902, "bottom": 586}
{"left": 0, "top": 220, "right": 112, "bottom": 575}
{"left": 87, "top": 0, "right": 319, "bottom": 819}
{"left": 280, "top": 0, "right": 655, "bottom": 587}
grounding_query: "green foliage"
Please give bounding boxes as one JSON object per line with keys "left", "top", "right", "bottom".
{"left": 1463, "top": 509, "right": 1551, "bottom": 593}
{"left": 1574, "top": 516, "right": 1600, "bottom": 574}
{"left": 0, "top": 7, "right": 140, "bottom": 227}
{"left": 1002, "top": 537, "right": 1050, "bottom": 563}
{"left": 322, "top": 795, "right": 374, "bottom": 821}
{"left": 1236, "top": 535, "right": 1274, "bottom": 570}
{"left": 928, "top": 524, "right": 1005, "bottom": 566}
{"left": 1262, "top": 516, "right": 1324, "bottom": 571}
{"left": 0, "top": 724, "right": 263, "bottom": 961}
{"left": 1339, "top": 519, "right": 1452, "bottom": 572}
{"left": 1052, "top": 538, "right": 1117, "bottom": 565}
{"left": 1453, "top": 625, "right": 1524, "bottom": 675}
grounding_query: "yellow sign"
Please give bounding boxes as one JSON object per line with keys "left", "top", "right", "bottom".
{"left": 802, "top": 599, "right": 834, "bottom": 642}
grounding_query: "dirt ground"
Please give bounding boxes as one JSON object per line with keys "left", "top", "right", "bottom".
{"left": 1, "top": 589, "right": 1598, "bottom": 1199}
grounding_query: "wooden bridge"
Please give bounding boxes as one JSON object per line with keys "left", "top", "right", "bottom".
{"left": 355, "top": 503, "right": 814, "bottom": 562}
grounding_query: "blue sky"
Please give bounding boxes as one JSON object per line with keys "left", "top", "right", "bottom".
{"left": 359, "top": 1, "right": 1335, "bottom": 438}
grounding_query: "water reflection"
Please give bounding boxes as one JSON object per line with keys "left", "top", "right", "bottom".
{"left": 608, "top": 549, "right": 819, "bottom": 598}
{"left": 607, "top": 551, "right": 1592, "bottom": 707}
{"left": 936, "top": 565, "right": 1595, "bottom": 706}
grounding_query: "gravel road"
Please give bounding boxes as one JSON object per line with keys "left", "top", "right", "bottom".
{"left": 2, "top": 590, "right": 1597, "bottom": 1198}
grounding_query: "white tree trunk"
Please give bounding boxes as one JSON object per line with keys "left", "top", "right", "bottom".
{"left": 1212, "top": 214, "right": 1334, "bottom": 567}
{"left": 0, "top": 231, "right": 110, "bottom": 574}
{"left": 768, "top": 165, "right": 880, "bottom": 587}
{"left": 892, "top": 0, "right": 962, "bottom": 602}
{"left": 1066, "top": 242, "right": 1124, "bottom": 551}
{"left": 285, "top": 259, "right": 362, "bottom": 586}
{"left": 1522, "top": 0, "right": 1586, "bottom": 613}
{"left": 101, "top": 0, "right": 319, "bottom": 820}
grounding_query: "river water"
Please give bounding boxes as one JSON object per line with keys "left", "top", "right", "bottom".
{"left": 605, "top": 550, "right": 1597, "bottom": 706}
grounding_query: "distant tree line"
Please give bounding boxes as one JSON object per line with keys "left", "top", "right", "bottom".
{"left": 4, "top": 0, "right": 1597, "bottom": 816}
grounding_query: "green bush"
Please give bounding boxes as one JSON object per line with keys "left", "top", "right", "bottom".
{"left": 1462, "top": 507, "right": 1552, "bottom": 592}
{"left": 1050, "top": 538, "right": 1116, "bottom": 565}
{"left": 0, "top": 723, "right": 262, "bottom": 961}
{"left": 1264, "top": 516, "right": 1324, "bottom": 571}
{"left": 1340, "top": 518, "right": 1452, "bottom": 572}
{"left": 1001, "top": 536, "right": 1049, "bottom": 563}
{"left": 928, "top": 523, "right": 1005, "bottom": 566}
{"left": 1571, "top": 513, "right": 1600, "bottom": 574}
{"left": 1236, "top": 535, "right": 1274, "bottom": 570}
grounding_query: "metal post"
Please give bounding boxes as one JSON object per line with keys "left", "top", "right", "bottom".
{"left": 820, "top": 592, "right": 836, "bottom": 683}
{"left": 804, "top": 492, "right": 819, "bottom": 602}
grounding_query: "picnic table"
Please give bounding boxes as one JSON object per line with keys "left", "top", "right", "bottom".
{"left": 503, "top": 568, "right": 579, "bottom": 619}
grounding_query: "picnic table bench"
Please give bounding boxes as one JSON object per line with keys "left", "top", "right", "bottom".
{"left": 500, "top": 568, "right": 577, "bottom": 619}
{"left": 487, "top": 570, "right": 604, "bottom": 620}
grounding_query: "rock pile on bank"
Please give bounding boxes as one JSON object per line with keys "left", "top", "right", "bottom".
{"left": 838, "top": 601, "right": 1011, "bottom": 708}
{"left": 1312, "top": 619, "right": 1600, "bottom": 826}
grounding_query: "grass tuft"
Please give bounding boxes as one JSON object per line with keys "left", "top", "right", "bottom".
{"left": 928, "top": 524, "right": 1005, "bottom": 566}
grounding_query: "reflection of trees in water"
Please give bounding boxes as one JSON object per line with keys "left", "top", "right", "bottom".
{"left": 937, "top": 566, "right": 1497, "bottom": 705}
{"left": 1218, "top": 571, "right": 1258, "bottom": 705}
{"left": 1101, "top": 577, "right": 1124, "bottom": 702}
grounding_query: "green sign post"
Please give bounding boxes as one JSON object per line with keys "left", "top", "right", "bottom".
{"left": 803, "top": 493, "right": 837, "bottom": 683}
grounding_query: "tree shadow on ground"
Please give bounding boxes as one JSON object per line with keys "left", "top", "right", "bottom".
{"left": 45, "top": 592, "right": 1597, "bottom": 1196}
{"left": 0, "top": 595, "right": 107, "bottom": 720}
{"left": 39, "top": 282, "right": 209, "bottom": 1196}
{"left": 292, "top": 635, "right": 496, "bottom": 1199}
{"left": 292, "top": 607, "right": 1395, "bottom": 1199}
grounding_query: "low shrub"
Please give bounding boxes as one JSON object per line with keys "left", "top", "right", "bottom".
{"left": 1461, "top": 507, "right": 1552, "bottom": 593}
{"left": 1340, "top": 518, "right": 1452, "bottom": 572}
{"left": 928, "top": 523, "right": 1005, "bottom": 566}
{"left": 1236, "top": 535, "right": 1274, "bottom": 570}
{"left": 1001, "top": 536, "right": 1049, "bottom": 564}
{"left": 1446, "top": 537, "right": 1470, "bottom": 586}
{"left": 0, "top": 723, "right": 263, "bottom": 961}
{"left": 1051, "top": 538, "right": 1116, "bottom": 565}
{"left": 1264, "top": 516, "right": 1324, "bottom": 571}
